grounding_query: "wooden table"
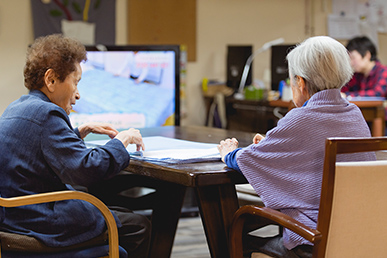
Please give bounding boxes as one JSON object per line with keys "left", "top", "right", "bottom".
{"left": 121, "top": 126, "right": 254, "bottom": 258}
{"left": 217, "top": 96, "right": 385, "bottom": 136}
{"left": 350, "top": 100, "right": 385, "bottom": 137}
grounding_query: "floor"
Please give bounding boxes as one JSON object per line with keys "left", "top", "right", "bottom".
{"left": 171, "top": 216, "right": 210, "bottom": 258}
{"left": 170, "top": 215, "right": 279, "bottom": 258}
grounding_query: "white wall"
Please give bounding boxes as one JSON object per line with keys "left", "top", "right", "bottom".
{"left": 186, "top": 0, "right": 387, "bottom": 125}
{"left": 0, "top": 1, "right": 32, "bottom": 110}
{"left": 1, "top": 0, "right": 386, "bottom": 126}
{"left": 185, "top": 0, "right": 327, "bottom": 125}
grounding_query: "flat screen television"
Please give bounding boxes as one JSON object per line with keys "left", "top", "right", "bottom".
{"left": 69, "top": 45, "right": 180, "bottom": 130}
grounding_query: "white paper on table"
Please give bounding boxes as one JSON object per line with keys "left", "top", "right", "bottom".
{"left": 86, "top": 136, "right": 221, "bottom": 164}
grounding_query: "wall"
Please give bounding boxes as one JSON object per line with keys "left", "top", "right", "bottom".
{"left": 185, "top": 0, "right": 326, "bottom": 125}
{"left": 0, "top": 0, "right": 386, "bottom": 126}
{"left": 0, "top": 1, "right": 32, "bottom": 111}
{"left": 186, "top": 0, "right": 387, "bottom": 125}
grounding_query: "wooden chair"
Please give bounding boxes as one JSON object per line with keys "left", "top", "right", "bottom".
{"left": 229, "top": 137, "right": 387, "bottom": 258}
{"left": 0, "top": 190, "right": 126, "bottom": 258}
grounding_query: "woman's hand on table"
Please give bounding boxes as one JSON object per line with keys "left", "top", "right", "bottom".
{"left": 115, "top": 128, "right": 145, "bottom": 151}
{"left": 218, "top": 138, "right": 239, "bottom": 162}
{"left": 253, "top": 133, "right": 265, "bottom": 144}
{"left": 78, "top": 122, "right": 119, "bottom": 139}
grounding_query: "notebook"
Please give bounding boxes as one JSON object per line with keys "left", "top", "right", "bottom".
{"left": 86, "top": 136, "right": 221, "bottom": 164}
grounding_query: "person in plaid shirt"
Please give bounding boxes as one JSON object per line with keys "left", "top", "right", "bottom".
{"left": 341, "top": 36, "right": 387, "bottom": 99}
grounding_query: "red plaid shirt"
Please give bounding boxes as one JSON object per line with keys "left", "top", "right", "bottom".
{"left": 342, "top": 61, "right": 387, "bottom": 98}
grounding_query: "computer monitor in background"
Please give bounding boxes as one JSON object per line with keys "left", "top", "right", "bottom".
{"left": 227, "top": 45, "right": 253, "bottom": 91}
{"left": 271, "top": 44, "right": 295, "bottom": 91}
{"left": 69, "top": 45, "right": 180, "bottom": 130}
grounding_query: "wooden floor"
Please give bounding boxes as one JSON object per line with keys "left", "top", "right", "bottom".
{"left": 171, "top": 216, "right": 210, "bottom": 258}
{"left": 170, "top": 215, "right": 279, "bottom": 258}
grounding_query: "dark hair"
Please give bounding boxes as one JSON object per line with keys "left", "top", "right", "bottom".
{"left": 346, "top": 36, "right": 377, "bottom": 61}
{"left": 24, "top": 34, "right": 87, "bottom": 90}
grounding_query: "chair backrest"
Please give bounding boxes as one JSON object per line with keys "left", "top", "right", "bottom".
{"left": 316, "top": 137, "right": 387, "bottom": 258}
{"left": 0, "top": 191, "right": 122, "bottom": 258}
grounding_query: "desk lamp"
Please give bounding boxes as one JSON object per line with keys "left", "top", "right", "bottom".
{"left": 234, "top": 38, "right": 285, "bottom": 100}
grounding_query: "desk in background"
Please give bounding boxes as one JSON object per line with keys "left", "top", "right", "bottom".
{"left": 225, "top": 98, "right": 292, "bottom": 133}
{"left": 350, "top": 100, "right": 385, "bottom": 137}
{"left": 223, "top": 97, "right": 385, "bottom": 136}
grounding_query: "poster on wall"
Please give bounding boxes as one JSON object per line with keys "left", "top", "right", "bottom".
{"left": 30, "top": 0, "right": 116, "bottom": 45}
{"left": 329, "top": 0, "right": 387, "bottom": 46}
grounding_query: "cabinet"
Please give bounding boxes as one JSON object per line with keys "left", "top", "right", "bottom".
{"left": 225, "top": 98, "right": 291, "bottom": 133}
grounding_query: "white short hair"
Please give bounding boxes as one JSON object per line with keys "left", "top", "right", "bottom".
{"left": 286, "top": 36, "right": 353, "bottom": 95}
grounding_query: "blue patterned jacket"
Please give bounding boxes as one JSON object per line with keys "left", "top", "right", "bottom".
{"left": 0, "top": 90, "right": 129, "bottom": 247}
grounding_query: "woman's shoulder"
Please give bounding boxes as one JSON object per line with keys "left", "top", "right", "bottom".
{"left": 375, "top": 61, "right": 387, "bottom": 72}
{"left": 281, "top": 105, "right": 317, "bottom": 121}
{"left": 277, "top": 99, "right": 357, "bottom": 129}
{"left": 29, "top": 94, "right": 63, "bottom": 113}
{"left": 6, "top": 93, "right": 66, "bottom": 125}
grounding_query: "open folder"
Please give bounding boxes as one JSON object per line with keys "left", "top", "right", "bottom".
{"left": 86, "top": 136, "right": 221, "bottom": 164}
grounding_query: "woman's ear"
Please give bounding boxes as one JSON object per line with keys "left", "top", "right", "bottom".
{"left": 44, "top": 69, "right": 57, "bottom": 93}
{"left": 296, "top": 76, "right": 305, "bottom": 90}
{"left": 297, "top": 76, "right": 311, "bottom": 97}
{"left": 364, "top": 51, "right": 372, "bottom": 61}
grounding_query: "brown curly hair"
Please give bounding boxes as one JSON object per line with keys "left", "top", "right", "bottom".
{"left": 24, "top": 34, "right": 87, "bottom": 90}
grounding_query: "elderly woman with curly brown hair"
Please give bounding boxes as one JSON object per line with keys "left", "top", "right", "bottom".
{"left": 0, "top": 34, "right": 150, "bottom": 257}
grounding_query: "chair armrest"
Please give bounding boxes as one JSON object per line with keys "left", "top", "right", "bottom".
{"left": 229, "top": 205, "right": 322, "bottom": 258}
{"left": 0, "top": 191, "right": 119, "bottom": 258}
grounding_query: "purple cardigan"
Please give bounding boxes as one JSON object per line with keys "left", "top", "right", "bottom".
{"left": 235, "top": 89, "right": 375, "bottom": 249}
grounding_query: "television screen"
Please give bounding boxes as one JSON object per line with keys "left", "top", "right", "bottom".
{"left": 69, "top": 45, "right": 180, "bottom": 130}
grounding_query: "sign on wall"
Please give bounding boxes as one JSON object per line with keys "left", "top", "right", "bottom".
{"left": 328, "top": 0, "right": 387, "bottom": 46}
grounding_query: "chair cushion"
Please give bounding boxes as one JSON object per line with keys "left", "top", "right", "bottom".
{"left": 1, "top": 245, "right": 128, "bottom": 258}
{"left": 325, "top": 160, "right": 387, "bottom": 257}
{"left": 0, "top": 231, "right": 108, "bottom": 253}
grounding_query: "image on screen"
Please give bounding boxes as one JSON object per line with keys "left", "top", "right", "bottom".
{"left": 69, "top": 45, "right": 180, "bottom": 130}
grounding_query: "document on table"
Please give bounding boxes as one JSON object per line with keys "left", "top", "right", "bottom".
{"left": 86, "top": 136, "right": 221, "bottom": 164}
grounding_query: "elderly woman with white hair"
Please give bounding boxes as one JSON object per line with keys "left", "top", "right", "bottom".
{"left": 218, "top": 36, "right": 375, "bottom": 257}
